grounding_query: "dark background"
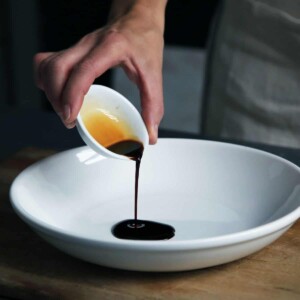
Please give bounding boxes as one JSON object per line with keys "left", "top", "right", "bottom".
{"left": 0, "top": 0, "right": 219, "bottom": 160}
{"left": 0, "top": 0, "right": 219, "bottom": 111}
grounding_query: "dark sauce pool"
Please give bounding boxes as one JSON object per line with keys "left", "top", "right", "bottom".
{"left": 107, "top": 140, "right": 175, "bottom": 241}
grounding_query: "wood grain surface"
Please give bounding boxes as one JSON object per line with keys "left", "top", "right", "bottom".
{"left": 0, "top": 148, "right": 299, "bottom": 300}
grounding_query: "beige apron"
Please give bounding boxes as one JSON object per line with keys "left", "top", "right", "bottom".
{"left": 203, "top": 0, "right": 300, "bottom": 148}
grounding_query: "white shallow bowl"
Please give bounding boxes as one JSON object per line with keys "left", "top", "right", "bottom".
{"left": 10, "top": 139, "right": 300, "bottom": 272}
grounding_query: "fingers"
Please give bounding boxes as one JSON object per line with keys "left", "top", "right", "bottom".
{"left": 33, "top": 33, "right": 125, "bottom": 129}
{"left": 33, "top": 43, "right": 94, "bottom": 127}
{"left": 61, "top": 39, "right": 125, "bottom": 124}
{"left": 139, "top": 71, "right": 164, "bottom": 144}
{"left": 34, "top": 27, "right": 164, "bottom": 140}
{"left": 123, "top": 60, "right": 164, "bottom": 144}
{"left": 121, "top": 33, "right": 164, "bottom": 144}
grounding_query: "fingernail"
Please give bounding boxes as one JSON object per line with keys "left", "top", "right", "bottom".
{"left": 63, "top": 104, "right": 71, "bottom": 121}
{"left": 57, "top": 111, "right": 63, "bottom": 120}
{"left": 66, "top": 121, "right": 76, "bottom": 129}
{"left": 153, "top": 123, "right": 158, "bottom": 135}
{"left": 149, "top": 123, "right": 158, "bottom": 144}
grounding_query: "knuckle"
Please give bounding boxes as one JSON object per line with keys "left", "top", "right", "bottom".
{"left": 44, "top": 56, "right": 67, "bottom": 75}
{"left": 105, "top": 30, "right": 128, "bottom": 51}
{"left": 78, "top": 31, "right": 97, "bottom": 45}
{"left": 33, "top": 53, "right": 44, "bottom": 65}
{"left": 76, "top": 58, "right": 95, "bottom": 74}
{"left": 39, "top": 58, "right": 49, "bottom": 78}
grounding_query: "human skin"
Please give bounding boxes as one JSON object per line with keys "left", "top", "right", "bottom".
{"left": 34, "top": 0, "right": 168, "bottom": 144}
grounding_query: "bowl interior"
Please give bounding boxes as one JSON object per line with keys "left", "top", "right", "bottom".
{"left": 77, "top": 85, "right": 148, "bottom": 160}
{"left": 11, "top": 139, "right": 300, "bottom": 242}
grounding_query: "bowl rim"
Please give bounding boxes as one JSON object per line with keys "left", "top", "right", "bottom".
{"left": 10, "top": 138, "right": 300, "bottom": 251}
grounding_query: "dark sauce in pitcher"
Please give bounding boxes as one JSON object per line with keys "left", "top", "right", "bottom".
{"left": 108, "top": 140, "right": 175, "bottom": 240}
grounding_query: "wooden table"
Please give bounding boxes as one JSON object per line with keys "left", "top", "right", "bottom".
{"left": 0, "top": 147, "right": 299, "bottom": 300}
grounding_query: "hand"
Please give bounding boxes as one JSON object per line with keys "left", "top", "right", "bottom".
{"left": 34, "top": 0, "right": 167, "bottom": 144}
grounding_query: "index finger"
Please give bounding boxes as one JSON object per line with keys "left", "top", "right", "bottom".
{"left": 61, "top": 43, "right": 124, "bottom": 124}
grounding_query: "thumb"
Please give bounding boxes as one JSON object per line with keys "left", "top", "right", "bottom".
{"left": 139, "top": 74, "right": 164, "bottom": 144}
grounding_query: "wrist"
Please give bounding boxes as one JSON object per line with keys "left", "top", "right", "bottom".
{"left": 109, "top": 0, "right": 167, "bottom": 33}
